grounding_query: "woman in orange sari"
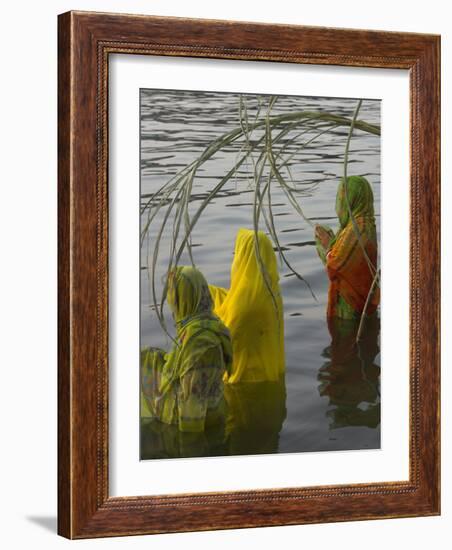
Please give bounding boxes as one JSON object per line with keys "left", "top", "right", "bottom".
{"left": 315, "top": 176, "right": 379, "bottom": 320}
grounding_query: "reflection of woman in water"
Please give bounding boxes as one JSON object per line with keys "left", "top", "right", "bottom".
{"left": 209, "top": 228, "right": 285, "bottom": 383}
{"left": 315, "top": 176, "right": 379, "bottom": 320}
{"left": 141, "top": 266, "right": 232, "bottom": 433}
{"left": 318, "top": 317, "right": 380, "bottom": 431}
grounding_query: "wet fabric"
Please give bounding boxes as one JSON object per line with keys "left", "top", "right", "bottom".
{"left": 315, "top": 176, "right": 380, "bottom": 319}
{"left": 209, "top": 228, "right": 285, "bottom": 383}
{"left": 224, "top": 380, "right": 287, "bottom": 455}
{"left": 141, "top": 266, "right": 232, "bottom": 433}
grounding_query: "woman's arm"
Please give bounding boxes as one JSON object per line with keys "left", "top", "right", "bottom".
{"left": 177, "top": 347, "right": 224, "bottom": 432}
{"left": 326, "top": 224, "right": 360, "bottom": 277}
{"left": 177, "top": 369, "right": 209, "bottom": 432}
{"left": 140, "top": 347, "right": 167, "bottom": 419}
{"left": 315, "top": 224, "right": 335, "bottom": 265}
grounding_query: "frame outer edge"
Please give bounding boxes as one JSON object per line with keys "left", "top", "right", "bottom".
{"left": 410, "top": 36, "right": 441, "bottom": 516}
{"left": 428, "top": 35, "right": 440, "bottom": 516}
{"left": 437, "top": 35, "right": 441, "bottom": 516}
{"left": 57, "top": 11, "right": 73, "bottom": 539}
{"left": 411, "top": 37, "right": 441, "bottom": 516}
{"left": 57, "top": 10, "right": 441, "bottom": 538}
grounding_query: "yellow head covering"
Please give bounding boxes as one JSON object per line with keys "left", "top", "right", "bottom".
{"left": 210, "top": 228, "right": 285, "bottom": 383}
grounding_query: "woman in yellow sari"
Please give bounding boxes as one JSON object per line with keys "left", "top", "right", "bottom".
{"left": 141, "top": 266, "right": 232, "bottom": 433}
{"left": 209, "top": 228, "right": 285, "bottom": 383}
{"left": 315, "top": 176, "right": 379, "bottom": 320}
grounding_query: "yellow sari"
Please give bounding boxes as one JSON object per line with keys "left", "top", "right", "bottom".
{"left": 209, "top": 228, "right": 285, "bottom": 383}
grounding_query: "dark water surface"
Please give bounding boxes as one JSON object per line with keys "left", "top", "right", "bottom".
{"left": 140, "top": 89, "right": 381, "bottom": 459}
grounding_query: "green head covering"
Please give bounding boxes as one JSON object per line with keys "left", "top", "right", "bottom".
{"left": 335, "top": 176, "right": 375, "bottom": 228}
{"left": 167, "top": 266, "right": 214, "bottom": 326}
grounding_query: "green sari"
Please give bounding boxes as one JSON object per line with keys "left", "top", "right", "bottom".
{"left": 141, "top": 266, "right": 232, "bottom": 433}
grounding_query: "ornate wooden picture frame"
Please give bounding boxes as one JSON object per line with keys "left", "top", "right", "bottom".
{"left": 58, "top": 11, "right": 440, "bottom": 538}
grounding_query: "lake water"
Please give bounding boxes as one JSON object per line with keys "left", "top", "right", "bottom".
{"left": 140, "top": 89, "right": 381, "bottom": 459}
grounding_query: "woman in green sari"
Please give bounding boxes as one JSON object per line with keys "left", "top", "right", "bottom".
{"left": 315, "top": 175, "right": 379, "bottom": 320}
{"left": 141, "top": 266, "right": 233, "bottom": 433}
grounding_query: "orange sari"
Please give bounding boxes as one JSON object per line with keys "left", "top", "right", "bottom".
{"left": 317, "top": 176, "right": 380, "bottom": 319}
{"left": 326, "top": 217, "right": 379, "bottom": 318}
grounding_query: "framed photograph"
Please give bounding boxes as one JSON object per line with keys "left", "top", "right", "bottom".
{"left": 58, "top": 11, "right": 440, "bottom": 538}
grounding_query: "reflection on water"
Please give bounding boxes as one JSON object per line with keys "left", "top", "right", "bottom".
{"left": 141, "top": 418, "right": 228, "bottom": 459}
{"left": 225, "top": 380, "right": 287, "bottom": 456}
{"left": 141, "top": 319, "right": 380, "bottom": 460}
{"left": 141, "top": 380, "right": 287, "bottom": 460}
{"left": 140, "top": 88, "right": 381, "bottom": 459}
{"left": 319, "top": 318, "right": 380, "bottom": 434}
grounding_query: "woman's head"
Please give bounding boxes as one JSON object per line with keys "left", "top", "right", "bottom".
{"left": 335, "top": 176, "right": 375, "bottom": 228}
{"left": 231, "top": 228, "right": 278, "bottom": 286}
{"left": 166, "top": 266, "right": 213, "bottom": 323}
